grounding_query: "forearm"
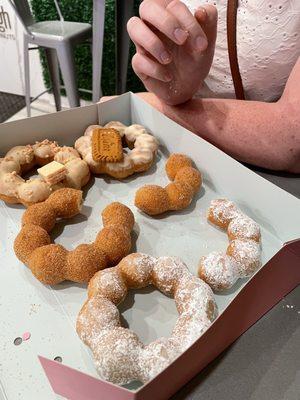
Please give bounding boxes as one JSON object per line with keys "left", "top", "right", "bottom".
{"left": 137, "top": 92, "right": 300, "bottom": 173}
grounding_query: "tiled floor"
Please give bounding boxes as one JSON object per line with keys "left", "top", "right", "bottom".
{"left": 5, "top": 93, "right": 93, "bottom": 123}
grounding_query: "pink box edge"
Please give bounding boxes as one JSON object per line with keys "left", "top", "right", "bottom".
{"left": 38, "top": 239, "right": 300, "bottom": 400}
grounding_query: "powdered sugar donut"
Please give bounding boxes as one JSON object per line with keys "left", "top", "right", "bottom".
{"left": 75, "top": 122, "right": 159, "bottom": 179}
{"left": 138, "top": 337, "right": 181, "bottom": 382}
{"left": 118, "top": 253, "right": 156, "bottom": 288}
{"left": 174, "top": 275, "right": 217, "bottom": 320}
{"left": 88, "top": 267, "right": 128, "bottom": 304}
{"left": 77, "top": 296, "right": 121, "bottom": 346}
{"left": 152, "top": 256, "right": 191, "bottom": 296}
{"left": 228, "top": 214, "right": 261, "bottom": 242}
{"left": 207, "top": 198, "right": 240, "bottom": 229}
{"left": 172, "top": 312, "right": 211, "bottom": 351}
{"left": 198, "top": 199, "right": 262, "bottom": 292}
{"left": 198, "top": 252, "right": 240, "bottom": 291}
{"left": 77, "top": 253, "right": 218, "bottom": 385}
{"left": 227, "top": 239, "right": 261, "bottom": 276}
{"left": 92, "top": 328, "right": 143, "bottom": 385}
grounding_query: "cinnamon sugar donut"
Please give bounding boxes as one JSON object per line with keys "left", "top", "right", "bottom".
{"left": 135, "top": 153, "right": 202, "bottom": 216}
{"left": 75, "top": 122, "right": 159, "bottom": 179}
{"left": 77, "top": 253, "right": 218, "bottom": 385}
{"left": 0, "top": 141, "right": 90, "bottom": 206}
{"left": 198, "top": 199, "right": 262, "bottom": 291}
{"left": 14, "top": 189, "right": 135, "bottom": 285}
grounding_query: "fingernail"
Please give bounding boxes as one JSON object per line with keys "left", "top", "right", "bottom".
{"left": 174, "top": 28, "right": 188, "bottom": 44}
{"left": 195, "top": 36, "right": 208, "bottom": 51}
{"left": 160, "top": 51, "right": 172, "bottom": 64}
{"left": 195, "top": 7, "right": 208, "bottom": 23}
{"left": 197, "top": 6, "right": 207, "bottom": 17}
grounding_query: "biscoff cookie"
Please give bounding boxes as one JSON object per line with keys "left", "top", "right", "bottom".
{"left": 75, "top": 122, "right": 159, "bottom": 179}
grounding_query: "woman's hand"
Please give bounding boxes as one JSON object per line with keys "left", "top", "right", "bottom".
{"left": 127, "top": 0, "right": 217, "bottom": 105}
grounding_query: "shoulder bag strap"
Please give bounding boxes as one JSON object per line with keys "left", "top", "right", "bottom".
{"left": 226, "top": 0, "right": 245, "bottom": 100}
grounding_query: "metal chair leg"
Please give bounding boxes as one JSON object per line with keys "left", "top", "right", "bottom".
{"left": 56, "top": 42, "right": 80, "bottom": 108}
{"left": 23, "top": 36, "right": 31, "bottom": 117}
{"left": 45, "top": 48, "right": 61, "bottom": 111}
{"left": 92, "top": 0, "right": 105, "bottom": 102}
{"left": 115, "top": 0, "right": 134, "bottom": 95}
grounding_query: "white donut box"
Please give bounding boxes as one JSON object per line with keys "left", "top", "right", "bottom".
{"left": 0, "top": 93, "right": 299, "bottom": 400}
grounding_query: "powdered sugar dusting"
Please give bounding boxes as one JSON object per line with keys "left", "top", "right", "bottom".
{"left": 175, "top": 275, "right": 218, "bottom": 321}
{"left": 208, "top": 199, "right": 240, "bottom": 227}
{"left": 172, "top": 312, "right": 211, "bottom": 351}
{"left": 199, "top": 252, "right": 239, "bottom": 291}
{"left": 119, "top": 253, "right": 156, "bottom": 287}
{"left": 93, "top": 327, "right": 143, "bottom": 385}
{"left": 77, "top": 254, "right": 218, "bottom": 384}
{"left": 152, "top": 256, "right": 190, "bottom": 295}
{"left": 200, "top": 200, "right": 262, "bottom": 291}
{"left": 227, "top": 239, "right": 261, "bottom": 276}
{"left": 228, "top": 214, "right": 261, "bottom": 241}
{"left": 77, "top": 296, "right": 120, "bottom": 348}
{"left": 89, "top": 267, "right": 127, "bottom": 304}
{"left": 138, "top": 337, "right": 181, "bottom": 382}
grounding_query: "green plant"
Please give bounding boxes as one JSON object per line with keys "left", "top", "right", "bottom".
{"left": 30, "top": 0, "right": 144, "bottom": 99}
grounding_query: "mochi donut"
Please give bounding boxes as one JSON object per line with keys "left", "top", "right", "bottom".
{"left": 135, "top": 153, "right": 202, "bottom": 215}
{"left": 77, "top": 253, "right": 218, "bottom": 385}
{"left": 74, "top": 122, "right": 159, "bottom": 179}
{"left": 198, "top": 199, "right": 262, "bottom": 291}
{"left": 0, "top": 140, "right": 90, "bottom": 206}
{"left": 14, "top": 189, "right": 135, "bottom": 285}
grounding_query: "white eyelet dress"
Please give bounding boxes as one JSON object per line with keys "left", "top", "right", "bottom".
{"left": 181, "top": 0, "right": 300, "bottom": 101}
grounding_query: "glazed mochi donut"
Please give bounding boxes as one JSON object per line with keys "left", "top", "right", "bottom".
{"left": 198, "top": 199, "right": 262, "bottom": 291}
{"left": 0, "top": 140, "right": 90, "bottom": 206}
{"left": 74, "top": 121, "right": 159, "bottom": 179}
{"left": 135, "top": 153, "right": 202, "bottom": 215}
{"left": 77, "top": 253, "right": 218, "bottom": 385}
{"left": 14, "top": 188, "right": 135, "bottom": 285}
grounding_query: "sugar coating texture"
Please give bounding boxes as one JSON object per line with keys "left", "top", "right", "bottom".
{"left": 135, "top": 153, "right": 202, "bottom": 215}
{"left": 198, "top": 252, "right": 240, "bottom": 291}
{"left": 77, "top": 253, "right": 218, "bottom": 385}
{"left": 14, "top": 189, "right": 135, "bottom": 285}
{"left": 199, "top": 199, "right": 262, "bottom": 291}
{"left": 228, "top": 215, "right": 261, "bottom": 242}
{"left": 0, "top": 142, "right": 90, "bottom": 206}
{"left": 227, "top": 239, "right": 261, "bottom": 276}
{"left": 207, "top": 198, "right": 240, "bottom": 229}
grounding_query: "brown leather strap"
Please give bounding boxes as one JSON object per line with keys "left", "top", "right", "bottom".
{"left": 227, "top": 0, "right": 245, "bottom": 100}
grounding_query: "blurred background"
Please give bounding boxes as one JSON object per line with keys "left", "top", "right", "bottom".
{"left": 0, "top": 0, "right": 144, "bottom": 122}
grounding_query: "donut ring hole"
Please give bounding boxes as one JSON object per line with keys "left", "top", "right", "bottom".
{"left": 77, "top": 253, "right": 218, "bottom": 385}
{"left": 118, "top": 285, "right": 178, "bottom": 342}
